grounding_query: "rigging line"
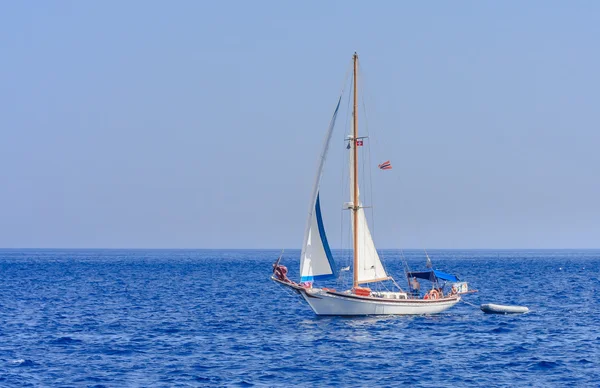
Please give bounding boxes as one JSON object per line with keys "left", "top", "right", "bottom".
{"left": 400, "top": 248, "right": 413, "bottom": 283}
{"left": 340, "top": 59, "right": 354, "bottom": 99}
{"left": 357, "top": 61, "right": 375, "bottom": 278}
{"left": 358, "top": 57, "right": 387, "bottom": 271}
{"left": 359, "top": 59, "right": 391, "bottom": 269}
{"left": 391, "top": 277, "right": 405, "bottom": 292}
{"left": 365, "top": 108, "right": 380, "bottom": 263}
{"left": 360, "top": 60, "right": 410, "bottom": 266}
{"left": 273, "top": 282, "right": 306, "bottom": 308}
{"left": 357, "top": 56, "right": 383, "bottom": 165}
{"left": 340, "top": 69, "right": 353, "bottom": 275}
{"left": 360, "top": 134, "right": 368, "bottom": 275}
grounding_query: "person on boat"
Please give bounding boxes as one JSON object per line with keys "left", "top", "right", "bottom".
{"left": 273, "top": 263, "right": 290, "bottom": 283}
{"left": 436, "top": 287, "right": 444, "bottom": 298}
{"left": 410, "top": 277, "right": 420, "bottom": 296}
{"left": 450, "top": 285, "right": 458, "bottom": 295}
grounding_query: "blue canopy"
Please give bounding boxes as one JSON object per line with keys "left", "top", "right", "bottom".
{"left": 407, "top": 270, "right": 459, "bottom": 283}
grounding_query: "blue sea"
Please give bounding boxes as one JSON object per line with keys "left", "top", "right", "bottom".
{"left": 0, "top": 249, "right": 599, "bottom": 387}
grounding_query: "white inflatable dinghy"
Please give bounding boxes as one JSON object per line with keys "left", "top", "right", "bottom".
{"left": 480, "top": 303, "right": 529, "bottom": 314}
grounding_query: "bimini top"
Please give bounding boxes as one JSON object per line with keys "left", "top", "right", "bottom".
{"left": 407, "top": 270, "right": 459, "bottom": 283}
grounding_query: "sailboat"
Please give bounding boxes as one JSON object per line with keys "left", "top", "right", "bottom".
{"left": 271, "top": 53, "right": 461, "bottom": 316}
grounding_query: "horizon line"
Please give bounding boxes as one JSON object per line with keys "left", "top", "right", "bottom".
{"left": 1, "top": 247, "right": 599, "bottom": 251}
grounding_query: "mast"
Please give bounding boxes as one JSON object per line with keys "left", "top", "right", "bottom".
{"left": 352, "top": 52, "right": 359, "bottom": 289}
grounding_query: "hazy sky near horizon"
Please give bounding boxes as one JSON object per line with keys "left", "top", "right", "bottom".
{"left": 1, "top": 1, "right": 599, "bottom": 249}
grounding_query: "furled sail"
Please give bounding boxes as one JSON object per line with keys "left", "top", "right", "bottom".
{"left": 299, "top": 97, "right": 341, "bottom": 282}
{"left": 348, "top": 132, "right": 389, "bottom": 284}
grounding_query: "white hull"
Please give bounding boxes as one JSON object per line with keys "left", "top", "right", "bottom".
{"left": 300, "top": 287, "right": 460, "bottom": 316}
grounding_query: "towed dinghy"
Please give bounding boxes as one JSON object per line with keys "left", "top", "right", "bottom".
{"left": 480, "top": 303, "right": 529, "bottom": 314}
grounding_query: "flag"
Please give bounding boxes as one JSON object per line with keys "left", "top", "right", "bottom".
{"left": 356, "top": 139, "right": 363, "bottom": 146}
{"left": 346, "top": 141, "right": 351, "bottom": 149}
{"left": 378, "top": 160, "right": 392, "bottom": 170}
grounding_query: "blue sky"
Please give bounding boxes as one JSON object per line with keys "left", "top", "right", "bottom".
{"left": 1, "top": 1, "right": 598, "bottom": 248}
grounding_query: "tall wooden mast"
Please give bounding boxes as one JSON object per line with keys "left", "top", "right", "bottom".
{"left": 352, "top": 52, "right": 359, "bottom": 289}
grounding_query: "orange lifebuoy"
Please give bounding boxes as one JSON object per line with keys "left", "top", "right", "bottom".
{"left": 426, "top": 289, "right": 439, "bottom": 300}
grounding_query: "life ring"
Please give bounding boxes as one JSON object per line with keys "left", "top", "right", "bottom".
{"left": 426, "top": 289, "right": 439, "bottom": 300}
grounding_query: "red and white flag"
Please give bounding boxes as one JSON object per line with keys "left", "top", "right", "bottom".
{"left": 378, "top": 160, "right": 392, "bottom": 170}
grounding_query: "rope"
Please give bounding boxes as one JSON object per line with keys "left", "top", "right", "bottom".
{"left": 340, "top": 69, "right": 353, "bottom": 282}
{"left": 461, "top": 299, "right": 479, "bottom": 308}
{"left": 358, "top": 58, "right": 377, "bottom": 244}
{"left": 391, "top": 277, "right": 405, "bottom": 293}
{"left": 355, "top": 54, "right": 392, "bottom": 283}
{"left": 400, "top": 249, "right": 412, "bottom": 278}
{"left": 273, "top": 280, "right": 310, "bottom": 309}
{"left": 359, "top": 56, "right": 411, "bottom": 272}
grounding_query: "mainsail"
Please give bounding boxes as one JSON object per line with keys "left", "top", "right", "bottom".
{"left": 299, "top": 97, "right": 341, "bottom": 282}
{"left": 348, "top": 130, "right": 389, "bottom": 284}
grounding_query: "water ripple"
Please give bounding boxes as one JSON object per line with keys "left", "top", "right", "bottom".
{"left": 0, "top": 248, "right": 598, "bottom": 386}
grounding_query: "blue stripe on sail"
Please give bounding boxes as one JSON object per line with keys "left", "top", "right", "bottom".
{"left": 314, "top": 193, "right": 336, "bottom": 280}
{"left": 300, "top": 274, "right": 334, "bottom": 282}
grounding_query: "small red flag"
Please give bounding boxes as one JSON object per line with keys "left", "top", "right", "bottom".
{"left": 356, "top": 139, "right": 363, "bottom": 146}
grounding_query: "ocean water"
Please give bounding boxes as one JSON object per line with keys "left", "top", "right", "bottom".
{"left": 0, "top": 249, "right": 599, "bottom": 387}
